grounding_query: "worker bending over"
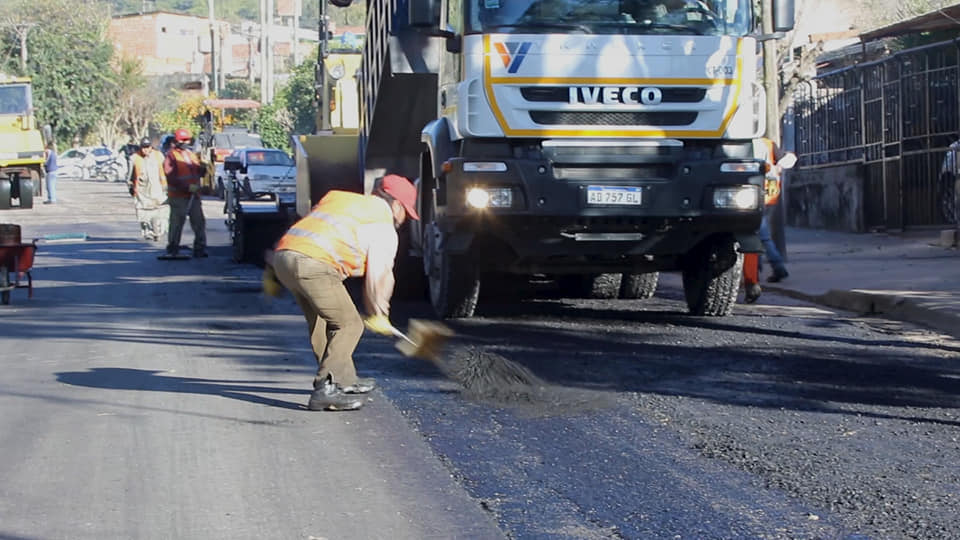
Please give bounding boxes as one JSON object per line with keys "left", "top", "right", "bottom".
{"left": 265, "top": 174, "right": 419, "bottom": 411}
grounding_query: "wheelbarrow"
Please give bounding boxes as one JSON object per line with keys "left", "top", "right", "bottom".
{"left": 0, "top": 224, "right": 38, "bottom": 305}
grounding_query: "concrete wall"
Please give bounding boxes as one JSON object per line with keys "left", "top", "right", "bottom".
{"left": 786, "top": 163, "right": 865, "bottom": 232}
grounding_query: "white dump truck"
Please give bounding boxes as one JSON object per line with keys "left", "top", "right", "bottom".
{"left": 298, "top": 0, "right": 795, "bottom": 318}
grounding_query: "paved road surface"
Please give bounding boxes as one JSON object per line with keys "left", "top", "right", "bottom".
{"left": 1, "top": 178, "right": 957, "bottom": 539}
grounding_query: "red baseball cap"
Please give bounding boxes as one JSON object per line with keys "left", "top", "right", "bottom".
{"left": 381, "top": 174, "right": 419, "bottom": 221}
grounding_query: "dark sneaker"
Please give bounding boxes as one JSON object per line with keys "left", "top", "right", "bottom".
{"left": 193, "top": 251, "right": 209, "bottom": 258}
{"left": 767, "top": 268, "right": 789, "bottom": 283}
{"left": 307, "top": 380, "right": 364, "bottom": 411}
{"left": 745, "top": 283, "right": 762, "bottom": 304}
{"left": 342, "top": 377, "right": 376, "bottom": 394}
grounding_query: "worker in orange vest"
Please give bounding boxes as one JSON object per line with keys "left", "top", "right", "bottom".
{"left": 744, "top": 137, "right": 797, "bottom": 303}
{"left": 264, "top": 174, "right": 420, "bottom": 411}
{"left": 161, "top": 128, "right": 207, "bottom": 258}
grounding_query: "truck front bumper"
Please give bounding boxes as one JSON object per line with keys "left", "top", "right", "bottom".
{"left": 432, "top": 155, "right": 764, "bottom": 273}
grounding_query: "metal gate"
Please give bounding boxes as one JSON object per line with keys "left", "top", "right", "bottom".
{"left": 794, "top": 39, "right": 960, "bottom": 229}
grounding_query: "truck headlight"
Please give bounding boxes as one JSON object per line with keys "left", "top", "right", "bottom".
{"left": 466, "top": 187, "right": 513, "bottom": 209}
{"left": 713, "top": 186, "right": 759, "bottom": 210}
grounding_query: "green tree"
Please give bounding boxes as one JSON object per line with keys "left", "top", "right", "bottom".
{"left": 221, "top": 79, "right": 257, "bottom": 100}
{"left": 281, "top": 50, "right": 318, "bottom": 137}
{"left": 0, "top": 0, "right": 119, "bottom": 144}
{"left": 220, "top": 79, "right": 259, "bottom": 126}
{"left": 155, "top": 92, "right": 220, "bottom": 134}
{"left": 254, "top": 51, "right": 317, "bottom": 151}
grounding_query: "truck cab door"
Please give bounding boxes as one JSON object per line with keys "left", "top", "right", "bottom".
{"left": 439, "top": 0, "right": 464, "bottom": 125}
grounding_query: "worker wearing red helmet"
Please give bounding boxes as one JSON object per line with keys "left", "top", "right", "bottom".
{"left": 263, "top": 174, "right": 420, "bottom": 411}
{"left": 162, "top": 128, "right": 207, "bottom": 258}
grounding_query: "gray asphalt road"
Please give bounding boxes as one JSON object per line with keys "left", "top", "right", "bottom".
{"left": 2, "top": 178, "right": 958, "bottom": 539}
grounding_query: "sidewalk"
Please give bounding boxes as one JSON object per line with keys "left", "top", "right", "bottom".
{"left": 763, "top": 227, "right": 960, "bottom": 338}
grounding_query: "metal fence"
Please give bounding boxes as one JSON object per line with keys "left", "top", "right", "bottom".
{"left": 794, "top": 39, "right": 960, "bottom": 229}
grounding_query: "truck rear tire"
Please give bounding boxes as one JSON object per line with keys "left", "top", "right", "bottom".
{"left": 560, "top": 273, "right": 622, "bottom": 299}
{"left": 620, "top": 272, "right": 659, "bottom": 299}
{"left": 0, "top": 179, "right": 11, "bottom": 210}
{"left": 424, "top": 220, "right": 479, "bottom": 318}
{"left": 18, "top": 178, "right": 33, "bottom": 209}
{"left": 682, "top": 239, "right": 742, "bottom": 316}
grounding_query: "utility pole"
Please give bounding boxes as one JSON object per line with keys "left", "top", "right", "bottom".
{"left": 208, "top": 0, "right": 218, "bottom": 96}
{"left": 761, "top": 0, "right": 787, "bottom": 258}
{"left": 293, "top": 0, "right": 302, "bottom": 66}
{"left": 267, "top": 0, "right": 275, "bottom": 102}
{"left": 317, "top": 0, "right": 330, "bottom": 132}
{"left": 762, "top": 0, "right": 780, "bottom": 144}
{"left": 260, "top": 0, "right": 268, "bottom": 103}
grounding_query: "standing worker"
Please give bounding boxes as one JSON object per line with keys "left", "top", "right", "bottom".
{"left": 162, "top": 128, "right": 207, "bottom": 258}
{"left": 43, "top": 141, "right": 57, "bottom": 204}
{"left": 264, "top": 174, "right": 420, "bottom": 411}
{"left": 744, "top": 136, "right": 796, "bottom": 303}
{"left": 129, "top": 138, "right": 169, "bottom": 242}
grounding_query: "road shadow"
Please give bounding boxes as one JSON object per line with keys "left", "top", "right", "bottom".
{"left": 10, "top": 226, "right": 960, "bottom": 426}
{"left": 56, "top": 368, "right": 309, "bottom": 410}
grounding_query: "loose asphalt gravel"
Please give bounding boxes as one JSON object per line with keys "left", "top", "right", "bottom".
{"left": 378, "top": 285, "right": 960, "bottom": 539}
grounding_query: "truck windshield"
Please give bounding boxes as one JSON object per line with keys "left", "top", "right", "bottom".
{"left": 466, "top": 0, "right": 752, "bottom": 36}
{"left": 0, "top": 84, "right": 30, "bottom": 115}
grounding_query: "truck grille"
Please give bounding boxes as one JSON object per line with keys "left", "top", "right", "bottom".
{"left": 521, "top": 87, "right": 706, "bottom": 103}
{"left": 553, "top": 165, "right": 673, "bottom": 180}
{"left": 530, "top": 111, "right": 698, "bottom": 126}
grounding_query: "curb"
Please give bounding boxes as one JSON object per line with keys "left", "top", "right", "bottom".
{"left": 765, "top": 285, "right": 960, "bottom": 340}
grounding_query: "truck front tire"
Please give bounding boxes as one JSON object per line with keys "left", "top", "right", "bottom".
{"left": 682, "top": 239, "right": 742, "bottom": 316}
{"left": 424, "top": 220, "right": 479, "bottom": 318}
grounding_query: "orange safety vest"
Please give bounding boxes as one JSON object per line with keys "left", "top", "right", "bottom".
{"left": 165, "top": 148, "right": 202, "bottom": 198}
{"left": 275, "top": 190, "right": 394, "bottom": 278}
{"left": 755, "top": 137, "right": 781, "bottom": 206}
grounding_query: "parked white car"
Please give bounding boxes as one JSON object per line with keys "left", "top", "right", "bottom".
{"left": 222, "top": 148, "right": 296, "bottom": 200}
{"left": 57, "top": 146, "right": 125, "bottom": 181}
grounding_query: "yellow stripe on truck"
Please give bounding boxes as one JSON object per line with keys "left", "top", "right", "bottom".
{"left": 482, "top": 35, "right": 744, "bottom": 139}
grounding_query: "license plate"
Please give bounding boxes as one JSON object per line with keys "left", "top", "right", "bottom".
{"left": 586, "top": 186, "right": 642, "bottom": 205}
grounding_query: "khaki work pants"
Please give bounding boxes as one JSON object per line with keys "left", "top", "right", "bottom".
{"left": 272, "top": 250, "right": 363, "bottom": 388}
{"left": 166, "top": 195, "right": 206, "bottom": 254}
{"left": 137, "top": 206, "right": 169, "bottom": 241}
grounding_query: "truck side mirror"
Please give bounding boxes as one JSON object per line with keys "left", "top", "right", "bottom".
{"left": 409, "top": 0, "right": 441, "bottom": 28}
{"left": 446, "top": 34, "right": 462, "bottom": 54}
{"left": 772, "top": 0, "right": 795, "bottom": 32}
